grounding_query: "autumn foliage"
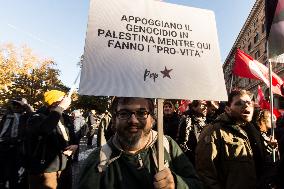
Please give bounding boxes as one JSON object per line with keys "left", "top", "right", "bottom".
{"left": 0, "top": 43, "right": 68, "bottom": 108}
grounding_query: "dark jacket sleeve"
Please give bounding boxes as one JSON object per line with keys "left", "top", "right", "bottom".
{"left": 167, "top": 137, "right": 204, "bottom": 189}
{"left": 195, "top": 125, "right": 220, "bottom": 189}
{"left": 63, "top": 114, "right": 79, "bottom": 145}
{"left": 27, "top": 106, "right": 64, "bottom": 136}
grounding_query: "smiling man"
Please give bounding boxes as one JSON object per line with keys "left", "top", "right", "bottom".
{"left": 79, "top": 97, "right": 203, "bottom": 189}
{"left": 195, "top": 89, "right": 256, "bottom": 189}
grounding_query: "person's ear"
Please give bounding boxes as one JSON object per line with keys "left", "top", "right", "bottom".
{"left": 150, "top": 116, "right": 156, "bottom": 128}
{"left": 152, "top": 119, "right": 156, "bottom": 128}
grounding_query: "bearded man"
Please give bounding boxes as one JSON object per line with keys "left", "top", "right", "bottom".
{"left": 79, "top": 97, "right": 203, "bottom": 189}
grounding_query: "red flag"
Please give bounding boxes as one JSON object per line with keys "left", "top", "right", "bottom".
{"left": 266, "top": 0, "right": 284, "bottom": 62}
{"left": 178, "top": 100, "right": 191, "bottom": 113}
{"left": 233, "top": 49, "right": 283, "bottom": 96}
{"left": 257, "top": 85, "right": 281, "bottom": 118}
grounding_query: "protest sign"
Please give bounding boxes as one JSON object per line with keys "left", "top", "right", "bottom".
{"left": 79, "top": 0, "right": 227, "bottom": 100}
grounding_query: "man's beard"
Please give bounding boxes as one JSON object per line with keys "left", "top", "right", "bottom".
{"left": 117, "top": 124, "right": 151, "bottom": 149}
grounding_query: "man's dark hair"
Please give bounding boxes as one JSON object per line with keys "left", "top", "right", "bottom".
{"left": 227, "top": 89, "right": 252, "bottom": 106}
{"left": 189, "top": 100, "right": 202, "bottom": 109}
{"left": 163, "top": 100, "right": 174, "bottom": 108}
{"left": 110, "top": 97, "right": 154, "bottom": 116}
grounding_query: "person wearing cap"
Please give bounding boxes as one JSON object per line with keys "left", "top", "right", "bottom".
{"left": 78, "top": 97, "right": 203, "bottom": 189}
{"left": 0, "top": 97, "right": 34, "bottom": 189}
{"left": 25, "top": 90, "right": 78, "bottom": 189}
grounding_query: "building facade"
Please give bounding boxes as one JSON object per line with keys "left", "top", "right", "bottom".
{"left": 223, "top": 0, "right": 284, "bottom": 109}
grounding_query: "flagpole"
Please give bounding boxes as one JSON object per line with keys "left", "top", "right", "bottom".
{"left": 157, "top": 99, "right": 164, "bottom": 171}
{"left": 267, "top": 40, "right": 276, "bottom": 162}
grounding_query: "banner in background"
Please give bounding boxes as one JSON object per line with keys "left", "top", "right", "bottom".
{"left": 266, "top": 0, "right": 284, "bottom": 63}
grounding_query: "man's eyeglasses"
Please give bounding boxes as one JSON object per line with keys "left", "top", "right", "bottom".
{"left": 116, "top": 110, "right": 150, "bottom": 120}
{"left": 234, "top": 100, "right": 253, "bottom": 106}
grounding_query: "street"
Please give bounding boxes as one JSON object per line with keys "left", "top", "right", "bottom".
{"left": 72, "top": 136, "right": 97, "bottom": 189}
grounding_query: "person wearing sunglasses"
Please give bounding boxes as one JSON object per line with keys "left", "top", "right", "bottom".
{"left": 196, "top": 89, "right": 257, "bottom": 189}
{"left": 79, "top": 97, "right": 203, "bottom": 189}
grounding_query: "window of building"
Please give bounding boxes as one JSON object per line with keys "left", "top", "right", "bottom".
{"left": 255, "top": 50, "right": 260, "bottom": 59}
{"left": 247, "top": 28, "right": 251, "bottom": 36}
{"left": 254, "top": 33, "right": 259, "bottom": 43}
{"left": 248, "top": 43, "right": 252, "bottom": 52}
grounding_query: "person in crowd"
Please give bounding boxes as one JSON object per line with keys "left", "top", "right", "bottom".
{"left": 78, "top": 97, "right": 203, "bottom": 189}
{"left": 206, "top": 101, "right": 220, "bottom": 124}
{"left": 86, "top": 110, "right": 99, "bottom": 147}
{"left": 195, "top": 89, "right": 256, "bottom": 189}
{"left": 276, "top": 156, "right": 284, "bottom": 189}
{"left": 0, "top": 98, "right": 34, "bottom": 189}
{"left": 178, "top": 100, "right": 207, "bottom": 165}
{"left": 97, "top": 110, "right": 112, "bottom": 147}
{"left": 163, "top": 100, "right": 180, "bottom": 142}
{"left": 276, "top": 114, "right": 284, "bottom": 155}
{"left": 275, "top": 117, "right": 284, "bottom": 188}
{"left": 72, "top": 109, "right": 86, "bottom": 139}
{"left": 252, "top": 109, "right": 279, "bottom": 189}
{"left": 71, "top": 109, "right": 86, "bottom": 162}
{"left": 25, "top": 90, "right": 78, "bottom": 189}
{"left": 275, "top": 114, "right": 284, "bottom": 189}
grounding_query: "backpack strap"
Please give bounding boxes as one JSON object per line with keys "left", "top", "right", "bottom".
{"left": 97, "top": 143, "right": 113, "bottom": 173}
{"left": 163, "top": 136, "right": 170, "bottom": 155}
{"left": 151, "top": 131, "right": 170, "bottom": 169}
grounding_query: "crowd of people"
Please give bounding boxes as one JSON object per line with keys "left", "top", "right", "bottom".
{"left": 0, "top": 89, "right": 284, "bottom": 189}
{"left": 0, "top": 90, "right": 106, "bottom": 189}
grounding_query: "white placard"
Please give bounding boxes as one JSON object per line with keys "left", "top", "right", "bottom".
{"left": 79, "top": 0, "right": 227, "bottom": 100}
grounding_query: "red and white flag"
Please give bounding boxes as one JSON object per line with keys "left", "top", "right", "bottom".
{"left": 257, "top": 85, "right": 281, "bottom": 119}
{"left": 233, "top": 49, "right": 283, "bottom": 96}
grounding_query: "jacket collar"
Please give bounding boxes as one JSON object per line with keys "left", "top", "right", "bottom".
{"left": 215, "top": 113, "right": 250, "bottom": 139}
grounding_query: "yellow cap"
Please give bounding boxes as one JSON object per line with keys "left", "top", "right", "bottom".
{"left": 44, "top": 90, "right": 65, "bottom": 106}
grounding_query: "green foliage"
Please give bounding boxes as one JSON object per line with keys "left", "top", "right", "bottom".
{"left": 72, "top": 95, "right": 112, "bottom": 113}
